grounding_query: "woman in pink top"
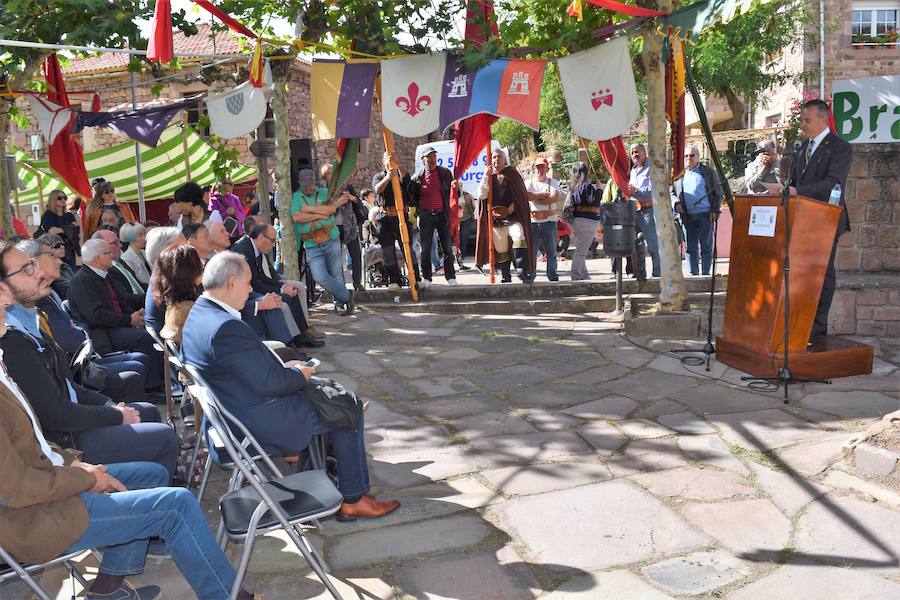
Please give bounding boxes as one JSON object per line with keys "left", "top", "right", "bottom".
{"left": 207, "top": 180, "right": 246, "bottom": 239}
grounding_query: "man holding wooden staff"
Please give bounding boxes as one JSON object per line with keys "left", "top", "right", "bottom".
{"left": 372, "top": 152, "right": 422, "bottom": 293}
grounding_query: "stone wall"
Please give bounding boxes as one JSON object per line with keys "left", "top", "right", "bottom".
{"left": 829, "top": 143, "right": 900, "bottom": 337}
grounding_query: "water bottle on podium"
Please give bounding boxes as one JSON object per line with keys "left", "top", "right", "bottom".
{"left": 828, "top": 184, "right": 842, "bottom": 206}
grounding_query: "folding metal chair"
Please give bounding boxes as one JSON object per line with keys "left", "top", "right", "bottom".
{"left": 0, "top": 545, "right": 91, "bottom": 600}
{"left": 145, "top": 325, "right": 176, "bottom": 426}
{"left": 182, "top": 364, "right": 344, "bottom": 600}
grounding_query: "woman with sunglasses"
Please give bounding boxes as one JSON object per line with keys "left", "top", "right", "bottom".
{"left": 39, "top": 189, "right": 80, "bottom": 268}
{"left": 85, "top": 181, "right": 135, "bottom": 238}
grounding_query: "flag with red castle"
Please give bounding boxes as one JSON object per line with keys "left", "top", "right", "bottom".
{"left": 556, "top": 36, "right": 639, "bottom": 141}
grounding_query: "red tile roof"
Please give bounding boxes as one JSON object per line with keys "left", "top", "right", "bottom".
{"left": 65, "top": 24, "right": 246, "bottom": 75}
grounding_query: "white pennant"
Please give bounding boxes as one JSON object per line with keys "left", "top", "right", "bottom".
{"left": 26, "top": 95, "right": 73, "bottom": 145}
{"left": 557, "top": 37, "right": 640, "bottom": 142}
{"left": 206, "top": 81, "right": 267, "bottom": 139}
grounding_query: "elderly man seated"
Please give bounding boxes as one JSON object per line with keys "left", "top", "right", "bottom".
{"left": 0, "top": 240, "right": 178, "bottom": 477}
{"left": 0, "top": 277, "right": 261, "bottom": 600}
{"left": 68, "top": 239, "right": 162, "bottom": 387}
{"left": 18, "top": 238, "right": 150, "bottom": 401}
{"left": 181, "top": 251, "right": 400, "bottom": 520}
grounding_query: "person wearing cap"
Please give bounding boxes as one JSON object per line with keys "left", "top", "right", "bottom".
{"left": 407, "top": 146, "right": 457, "bottom": 287}
{"left": 743, "top": 139, "right": 781, "bottom": 194}
{"left": 372, "top": 152, "right": 422, "bottom": 292}
{"left": 525, "top": 156, "right": 561, "bottom": 282}
{"left": 291, "top": 168, "right": 355, "bottom": 316}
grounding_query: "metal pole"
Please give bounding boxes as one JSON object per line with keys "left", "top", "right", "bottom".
{"left": 255, "top": 123, "right": 272, "bottom": 224}
{"left": 819, "top": 0, "right": 826, "bottom": 99}
{"left": 615, "top": 257, "right": 624, "bottom": 315}
{"left": 181, "top": 112, "right": 193, "bottom": 181}
{"left": 130, "top": 72, "right": 146, "bottom": 221}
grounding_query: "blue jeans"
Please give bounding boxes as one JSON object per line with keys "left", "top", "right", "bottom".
{"left": 531, "top": 220, "right": 558, "bottom": 280}
{"left": 65, "top": 462, "right": 237, "bottom": 599}
{"left": 305, "top": 238, "right": 350, "bottom": 305}
{"left": 635, "top": 208, "right": 660, "bottom": 277}
{"left": 683, "top": 212, "right": 713, "bottom": 275}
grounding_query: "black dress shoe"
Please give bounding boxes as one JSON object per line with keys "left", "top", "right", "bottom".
{"left": 293, "top": 332, "right": 325, "bottom": 348}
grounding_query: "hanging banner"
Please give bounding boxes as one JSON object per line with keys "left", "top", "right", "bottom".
{"left": 380, "top": 53, "right": 447, "bottom": 138}
{"left": 206, "top": 81, "right": 267, "bottom": 139}
{"left": 666, "top": 36, "right": 686, "bottom": 180}
{"left": 832, "top": 75, "right": 900, "bottom": 144}
{"left": 72, "top": 100, "right": 194, "bottom": 147}
{"left": 439, "top": 57, "right": 546, "bottom": 132}
{"left": 311, "top": 59, "right": 379, "bottom": 141}
{"left": 557, "top": 37, "right": 639, "bottom": 141}
{"left": 26, "top": 96, "right": 74, "bottom": 146}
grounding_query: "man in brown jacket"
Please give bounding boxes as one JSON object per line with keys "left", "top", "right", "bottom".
{"left": 0, "top": 277, "right": 257, "bottom": 600}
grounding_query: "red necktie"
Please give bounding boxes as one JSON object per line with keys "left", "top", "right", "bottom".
{"left": 106, "top": 279, "right": 123, "bottom": 314}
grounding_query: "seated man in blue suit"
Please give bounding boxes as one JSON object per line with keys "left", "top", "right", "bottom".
{"left": 181, "top": 251, "right": 400, "bottom": 520}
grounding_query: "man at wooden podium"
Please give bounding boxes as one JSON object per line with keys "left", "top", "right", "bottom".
{"left": 763, "top": 99, "right": 852, "bottom": 340}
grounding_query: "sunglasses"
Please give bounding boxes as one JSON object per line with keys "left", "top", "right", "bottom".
{"left": 685, "top": 153, "right": 697, "bottom": 157}
{"left": 55, "top": 195, "right": 67, "bottom": 201}
{"left": 103, "top": 189, "right": 116, "bottom": 194}
{"left": 49, "top": 242, "right": 63, "bottom": 249}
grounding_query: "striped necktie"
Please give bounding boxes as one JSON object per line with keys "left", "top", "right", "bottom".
{"left": 806, "top": 139, "right": 815, "bottom": 162}
{"left": 37, "top": 309, "right": 54, "bottom": 340}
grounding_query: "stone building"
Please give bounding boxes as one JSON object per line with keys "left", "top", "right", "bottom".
{"left": 10, "top": 24, "right": 432, "bottom": 201}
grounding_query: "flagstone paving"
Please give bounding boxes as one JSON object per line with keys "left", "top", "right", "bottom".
{"left": 16, "top": 308, "right": 900, "bottom": 599}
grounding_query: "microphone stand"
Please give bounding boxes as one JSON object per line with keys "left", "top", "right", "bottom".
{"left": 670, "top": 179, "right": 726, "bottom": 371}
{"left": 740, "top": 146, "right": 829, "bottom": 403}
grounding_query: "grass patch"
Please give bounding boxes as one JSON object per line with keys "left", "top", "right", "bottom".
{"left": 484, "top": 330, "right": 503, "bottom": 338}
{"left": 449, "top": 432, "right": 469, "bottom": 445}
{"left": 727, "top": 443, "right": 782, "bottom": 470}
{"left": 527, "top": 335, "right": 541, "bottom": 343}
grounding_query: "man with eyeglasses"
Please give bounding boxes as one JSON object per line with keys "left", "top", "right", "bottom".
{"left": 17, "top": 238, "right": 150, "bottom": 403}
{"left": 0, "top": 239, "right": 178, "bottom": 477}
{"left": 232, "top": 223, "right": 327, "bottom": 347}
{"left": 672, "top": 145, "right": 722, "bottom": 276}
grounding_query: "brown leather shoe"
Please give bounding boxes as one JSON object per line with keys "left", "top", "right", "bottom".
{"left": 337, "top": 495, "right": 400, "bottom": 522}
{"left": 306, "top": 326, "right": 326, "bottom": 340}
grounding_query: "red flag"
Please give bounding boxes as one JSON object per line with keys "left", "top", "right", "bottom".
{"left": 191, "top": 0, "right": 257, "bottom": 38}
{"left": 451, "top": 1, "right": 500, "bottom": 247}
{"left": 597, "top": 137, "right": 631, "bottom": 196}
{"left": 91, "top": 92, "right": 102, "bottom": 112}
{"left": 43, "top": 54, "right": 92, "bottom": 201}
{"left": 147, "top": 0, "right": 173, "bottom": 63}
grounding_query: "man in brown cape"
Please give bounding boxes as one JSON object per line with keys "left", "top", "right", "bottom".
{"left": 475, "top": 148, "right": 535, "bottom": 282}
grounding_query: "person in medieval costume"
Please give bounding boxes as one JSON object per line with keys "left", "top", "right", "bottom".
{"left": 475, "top": 149, "right": 535, "bottom": 283}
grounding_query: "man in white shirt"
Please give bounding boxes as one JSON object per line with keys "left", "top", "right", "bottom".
{"left": 525, "top": 156, "right": 561, "bottom": 282}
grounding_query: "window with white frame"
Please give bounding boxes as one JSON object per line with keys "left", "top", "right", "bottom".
{"left": 852, "top": 3, "right": 899, "bottom": 46}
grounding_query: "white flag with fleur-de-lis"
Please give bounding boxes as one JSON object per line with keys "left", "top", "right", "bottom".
{"left": 380, "top": 53, "right": 446, "bottom": 138}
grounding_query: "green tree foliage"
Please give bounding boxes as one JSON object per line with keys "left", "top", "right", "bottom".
{"left": 689, "top": 0, "right": 809, "bottom": 129}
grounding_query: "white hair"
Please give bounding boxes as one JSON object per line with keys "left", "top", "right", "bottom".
{"left": 15, "top": 239, "right": 43, "bottom": 258}
{"left": 206, "top": 220, "right": 226, "bottom": 235}
{"left": 119, "top": 221, "right": 146, "bottom": 244}
{"left": 145, "top": 226, "right": 182, "bottom": 267}
{"left": 81, "top": 239, "right": 106, "bottom": 263}
{"left": 202, "top": 251, "right": 247, "bottom": 290}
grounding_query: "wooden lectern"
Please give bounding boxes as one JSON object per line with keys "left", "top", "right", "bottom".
{"left": 716, "top": 194, "right": 873, "bottom": 379}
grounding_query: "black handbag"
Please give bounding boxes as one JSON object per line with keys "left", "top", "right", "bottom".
{"left": 305, "top": 377, "right": 363, "bottom": 431}
{"left": 82, "top": 361, "right": 109, "bottom": 390}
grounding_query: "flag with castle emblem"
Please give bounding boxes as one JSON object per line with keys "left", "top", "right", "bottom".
{"left": 206, "top": 81, "right": 267, "bottom": 139}
{"left": 557, "top": 37, "right": 639, "bottom": 141}
{"left": 439, "top": 57, "right": 546, "bottom": 131}
{"left": 380, "top": 53, "right": 447, "bottom": 138}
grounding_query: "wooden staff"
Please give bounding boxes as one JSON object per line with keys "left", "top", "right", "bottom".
{"left": 484, "top": 142, "right": 495, "bottom": 283}
{"left": 181, "top": 111, "right": 192, "bottom": 181}
{"left": 375, "top": 77, "right": 419, "bottom": 301}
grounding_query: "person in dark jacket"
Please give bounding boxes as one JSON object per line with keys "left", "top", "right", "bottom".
{"left": 38, "top": 188, "right": 80, "bottom": 267}
{"left": 372, "top": 151, "right": 422, "bottom": 291}
{"left": 0, "top": 241, "right": 177, "bottom": 476}
{"left": 407, "top": 146, "right": 456, "bottom": 286}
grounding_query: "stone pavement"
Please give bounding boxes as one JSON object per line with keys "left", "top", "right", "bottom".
{"left": 15, "top": 306, "right": 900, "bottom": 600}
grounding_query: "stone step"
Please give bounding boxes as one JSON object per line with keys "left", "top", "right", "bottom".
{"left": 354, "top": 276, "right": 726, "bottom": 304}
{"left": 361, "top": 291, "right": 726, "bottom": 315}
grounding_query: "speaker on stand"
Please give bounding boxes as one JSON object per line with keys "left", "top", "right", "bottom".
{"left": 289, "top": 138, "right": 317, "bottom": 194}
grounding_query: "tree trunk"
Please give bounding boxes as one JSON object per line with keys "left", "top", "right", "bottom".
{"left": 724, "top": 88, "right": 747, "bottom": 130}
{"left": 271, "top": 63, "right": 299, "bottom": 280}
{"left": 641, "top": 8, "right": 688, "bottom": 312}
{"left": 1, "top": 52, "right": 50, "bottom": 238}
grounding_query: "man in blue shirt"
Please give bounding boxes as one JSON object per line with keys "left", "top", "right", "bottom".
{"left": 672, "top": 145, "right": 722, "bottom": 276}
{"left": 627, "top": 143, "right": 661, "bottom": 278}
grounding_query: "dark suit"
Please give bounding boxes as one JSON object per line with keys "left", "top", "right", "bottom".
{"left": 790, "top": 131, "right": 852, "bottom": 337}
{"left": 232, "top": 236, "right": 309, "bottom": 332}
{"left": 0, "top": 325, "right": 177, "bottom": 476}
{"left": 181, "top": 297, "right": 369, "bottom": 498}
{"left": 68, "top": 265, "right": 147, "bottom": 355}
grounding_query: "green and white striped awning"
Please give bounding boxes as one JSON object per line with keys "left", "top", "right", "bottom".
{"left": 12, "top": 125, "right": 256, "bottom": 206}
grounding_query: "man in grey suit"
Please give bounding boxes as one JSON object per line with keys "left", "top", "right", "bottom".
{"left": 763, "top": 98, "right": 852, "bottom": 339}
